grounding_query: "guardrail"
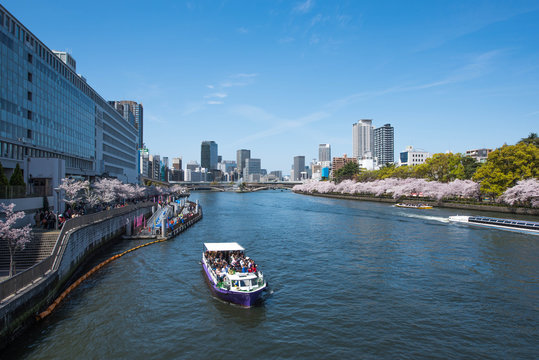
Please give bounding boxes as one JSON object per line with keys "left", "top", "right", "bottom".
{"left": 0, "top": 201, "right": 155, "bottom": 302}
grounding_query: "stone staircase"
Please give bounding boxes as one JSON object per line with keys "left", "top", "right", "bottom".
{"left": 0, "top": 229, "right": 60, "bottom": 277}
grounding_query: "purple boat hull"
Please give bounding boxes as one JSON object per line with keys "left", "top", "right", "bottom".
{"left": 202, "top": 261, "right": 265, "bottom": 307}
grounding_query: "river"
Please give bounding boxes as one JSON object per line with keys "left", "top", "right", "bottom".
{"left": 4, "top": 191, "right": 538, "bottom": 359}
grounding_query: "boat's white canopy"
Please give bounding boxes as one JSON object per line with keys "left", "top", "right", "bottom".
{"left": 204, "top": 242, "right": 244, "bottom": 252}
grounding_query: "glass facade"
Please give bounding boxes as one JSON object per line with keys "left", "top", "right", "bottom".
{"left": 0, "top": 5, "right": 139, "bottom": 182}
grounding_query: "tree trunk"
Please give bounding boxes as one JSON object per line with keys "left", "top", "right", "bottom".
{"left": 9, "top": 246, "right": 15, "bottom": 277}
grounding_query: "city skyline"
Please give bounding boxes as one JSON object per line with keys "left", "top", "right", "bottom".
{"left": 3, "top": 1, "right": 538, "bottom": 172}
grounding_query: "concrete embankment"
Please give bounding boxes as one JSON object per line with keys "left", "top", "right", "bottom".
{"left": 0, "top": 204, "right": 154, "bottom": 349}
{"left": 294, "top": 191, "right": 539, "bottom": 216}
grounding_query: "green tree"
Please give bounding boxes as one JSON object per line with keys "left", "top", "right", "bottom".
{"left": 0, "top": 162, "right": 8, "bottom": 186}
{"left": 9, "top": 163, "right": 25, "bottom": 186}
{"left": 473, "top": 143, "right": 539, "bottom": 197}
{"left": 519, "top": 132, "right": 539, "bottom": 147}
{"left": 461, "top": 156, "right": 481, "bottom": 179}
{"left": 333, "top": 161, "right": 360, "bottom": 183}
{"left": 419, "top": 153, "right": 465, "bottom": 182}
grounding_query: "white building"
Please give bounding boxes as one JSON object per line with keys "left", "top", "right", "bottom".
{"left": 353, "top": 119, "right": 374, "bottom": 160}
{"left": 399, "top": 146, "right": 431, "bottom": 166}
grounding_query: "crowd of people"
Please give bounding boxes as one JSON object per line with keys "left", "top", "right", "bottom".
{"left": 205, "top": 250, "right": 258, "bottom": 282}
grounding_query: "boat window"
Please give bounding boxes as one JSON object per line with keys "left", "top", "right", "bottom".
{"left": 239, "top": 280, "right": 247, "bottom": 287}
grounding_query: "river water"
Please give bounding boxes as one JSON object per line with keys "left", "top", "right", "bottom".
{"left": 5, "top": 191, "right": 538, "bottom": 359}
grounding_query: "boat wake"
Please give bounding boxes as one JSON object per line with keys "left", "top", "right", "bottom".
{"left": 400, "top": 213, "right": 450, "bottom": 223}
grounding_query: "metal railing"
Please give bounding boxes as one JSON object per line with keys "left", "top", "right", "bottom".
{"left": 0, "top": 201, "right": 155, "bottom": 302}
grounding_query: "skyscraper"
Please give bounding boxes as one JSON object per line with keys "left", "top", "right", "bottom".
{"left": 201, "top": 141, "right": 218, "bottom": 170}
{"left": 243, "top": 158, "right": 261, "bottom": 182}
{"left": 374, "top": 124, "right": 394, "bottom": 165}
{"left": 236, "top": 149, "right": 251, "bottom": 177}
{"left": 352, "top": 119, "right": 374, "bottom": 159}
{"left": 293, "top": 156, "right": 305, "bottom": 181}
{"left": 117, "top": 101, "right": 143, "bottom": 149}
{"left": 319, "top": 144, "right": 331, "bottom": 162}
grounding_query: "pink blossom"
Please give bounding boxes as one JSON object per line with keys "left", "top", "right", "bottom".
{"left": 0, "top": 203, "right": 32, "bottom": 276}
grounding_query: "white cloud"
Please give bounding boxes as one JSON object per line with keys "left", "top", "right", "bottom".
{"left": 231, "top": 105, "right": 330, "bottom": 144}
{"left": 205, "top": 92, "right": 228, "bottom": 99}
{"left": 279, "top": 36, "right": 295, "bottom": 43}
{"left": 328, "top": 49, "right": 503, "bottom": 109}
{"left": 207, "top": 100, "right": 223, "bottom": 105}
{"left": 237, "top": 27, "right": 249, "bottom": 34}
{"left": 207, "top": 85, "right": 214, "bottom": 89}
{"left": 293, "top": 0, "right": 314, "bottom": 14}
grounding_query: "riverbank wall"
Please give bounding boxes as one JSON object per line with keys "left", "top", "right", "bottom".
{"left": 0, "top": 204, "right": 154, "bottom": 349}
{"left": 295, "top": 191, "right": 539, "bottom": 216}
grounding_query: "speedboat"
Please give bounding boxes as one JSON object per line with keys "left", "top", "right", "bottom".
{"left": 395, "top": 203, "right": 433, "bottom": 209}
{"left": 448, "top": 215, "right": 539, "bottom": 235}
{"left": 202, "top": 242, "right": 267, "bottom": 307}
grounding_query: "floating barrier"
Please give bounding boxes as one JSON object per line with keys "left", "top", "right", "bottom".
{"left": 36, "top": 212, "right": 202, "bottom": 321}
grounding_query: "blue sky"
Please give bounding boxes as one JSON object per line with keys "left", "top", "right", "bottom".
{"left": 4, "top": 0, "right": 539, "bottom": 173}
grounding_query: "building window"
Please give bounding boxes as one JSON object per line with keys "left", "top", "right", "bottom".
{"left": 27, "top": 72, "right": 32, "bottom": 82}
{"left": 27, "top": 91, "right": 32, "bottom": 101}
{"left": 27, "top": 129, "right": 32, "bottom": 139}
{"left": 27, "top": 53, "right": 32, "bottom": 63}
{"left": 27, "top": 110, "right": 32, "bottom": 120}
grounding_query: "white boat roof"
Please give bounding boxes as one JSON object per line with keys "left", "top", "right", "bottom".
{"left": 204, "top": 242, "right": 245, "bottom": 252}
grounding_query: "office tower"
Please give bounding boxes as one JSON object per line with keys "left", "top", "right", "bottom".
{"left": 374, "top": 124, "right": 394, "bottom": 165}
{"left": 319, "top": 144, "right": 331, "bottom": 162}
{"left": 236, "top": 149, "right": 251, "bottom": 177}
{"left": 140, "top": 148, "right": 150, "bottom": 177}
{"left": 172, "top": 157, "right": 182, "bottom": 170}
{"left": 243, "top": 158, "right": 261, "bottom": 182}
{"left": 201, "top": 141, "right": 218, "bottom": 170}
{"left": 293, "top": 156, "right": 305, "bottom": 181}
{"left": 149, "top": 155, "right": 161, "bottom": 180}
{"left": 0, "top": 5, "right": 139, "bottom": 182}
{"left": 352, "top": 119, "right": 374, "bottom": 160}
{"left": 110, "top": 101, "right": 144, "bottom": 149}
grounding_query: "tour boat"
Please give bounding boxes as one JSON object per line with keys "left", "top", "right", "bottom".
{"left": 395, "top": 203, "right": 433, "bottom": 209}
{"left": 448, "top": 215, "right": 539, "bottom": 235}
{"left": 202, "top": 242, "right": 267, "bottom": 307}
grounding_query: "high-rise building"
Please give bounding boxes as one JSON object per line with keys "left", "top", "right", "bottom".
{"left": 243, "top": 158, "right": 261, "bottom": 182}
{"left": 0, "top": 5, "right": 139, "bottom": 182}
{"left": 139, "top": 148, "right": 150, "bottom": 177}
{"left": 172, "top": 157, "right": 182, "bottom": 170}
{"left": 293, "top": 156, "right": 305, "bottom": 181}
{"left": 149, "top": 155, "right": 161, "bottom": 180}
{"left": 110, "top": 101, "right": 143, "bottom": 149}
{"left": 236, "top": 149, "right": 251, "bottom": 177}
{"left": 201, "top": 141, "right": 218, "bottom": 170}
{"left": 319, "top": 144, "right": 331, "bottom": 162}
{"left": 352, "top": 119, "right": 374, "bottom": 160}
{"left": 374, "top": 124, "right": 394, "bottom": 165}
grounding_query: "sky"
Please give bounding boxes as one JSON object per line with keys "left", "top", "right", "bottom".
{"left": 3, "top": 0, "right": 539, "bottom": 174}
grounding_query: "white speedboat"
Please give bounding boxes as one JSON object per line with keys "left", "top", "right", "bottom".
{"left": 448, "top": 215, "right": 539, "bottom": 235}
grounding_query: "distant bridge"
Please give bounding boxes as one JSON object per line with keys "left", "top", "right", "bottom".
{"left": 170, "top": 181, "right": 301, "bottom": 191}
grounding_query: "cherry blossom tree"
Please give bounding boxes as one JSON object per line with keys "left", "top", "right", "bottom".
{"left": 499, "top": 178, "right": 539, "bottom": 208}
{"left": 58, "top": 178, "right": 88, "bottom": 209}
{"left": 294, "top": 178, "right": 482, "bottom": 201}
{"left": 0, "top": 203, "right": 32, "bottom": 277}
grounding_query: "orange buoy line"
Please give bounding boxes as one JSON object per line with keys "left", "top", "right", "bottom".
{"left": 36, "top": 238, "right": 167, "bottom": 321}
